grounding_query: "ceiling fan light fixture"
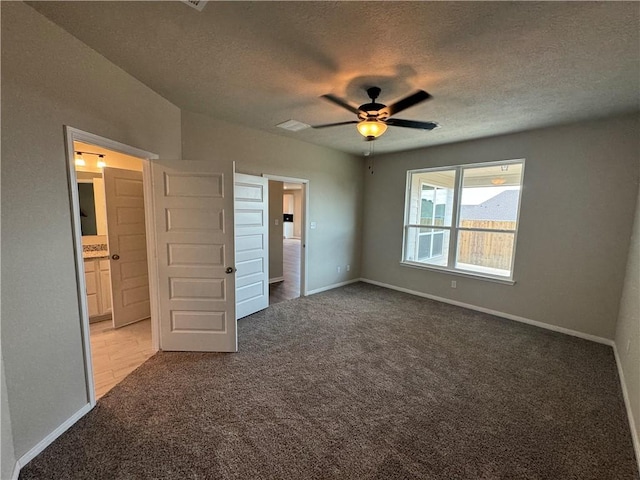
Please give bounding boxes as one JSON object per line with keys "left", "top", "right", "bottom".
{"left": 357, "top": 120, "right": 387, "bottom": 140}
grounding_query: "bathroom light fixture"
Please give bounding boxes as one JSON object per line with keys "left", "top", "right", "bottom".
{"left": 356, "top": 120, "right": 387, "bottom": 141}
{"left": 75, "top": 152, "right": 86, "bottom": 166}
{"left": 75, "top": 151, "right": 107, "bottom": 168}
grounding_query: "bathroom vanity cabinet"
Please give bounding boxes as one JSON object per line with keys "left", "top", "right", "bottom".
{"left": 84, "top": 257, "right": 112, "bottom": 321}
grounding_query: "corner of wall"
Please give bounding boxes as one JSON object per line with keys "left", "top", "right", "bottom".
{"left": 614, "top": 182, "right": 640, "bottom": 470}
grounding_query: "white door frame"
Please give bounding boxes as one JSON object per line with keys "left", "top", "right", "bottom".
{"left": 261, "top": 174, "right": 309, "bottom": 296}
{"left": 64, "top": 126, "right": 160, "bottom": 407}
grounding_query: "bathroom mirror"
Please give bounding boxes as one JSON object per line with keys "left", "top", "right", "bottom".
{"left": 78, "top": 181, "right": 98, "bottom": 236}
{"left": 77, "top": 174, "right": 107, "bottom": 237}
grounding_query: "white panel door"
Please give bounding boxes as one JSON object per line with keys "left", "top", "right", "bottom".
{"left": 235, "top": 173, "right": 269, "bottom": 319}
{"left": 153, "top": 160, "right": 237, "bottom": 352}
{"left": 104, "top": 167, "right": 151, "bottom": 328}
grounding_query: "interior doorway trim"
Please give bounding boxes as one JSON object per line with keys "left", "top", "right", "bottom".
{"left": 64, "top": 126, "right": 160, "bottom": 407}
{"left": 262, "top": 174, "right": 309, "bottom": 296}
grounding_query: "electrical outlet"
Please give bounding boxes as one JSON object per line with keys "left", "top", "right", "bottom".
{"left": 346, "top": 265, "right": 350, "bottom": 272}
{"left": 451, "top": 280, "right": 457, "bottom": 288}
{"left": 274, "top": 219, "right": 279, "bottom": 226}
{"left": 337, "top": 266, "right": 341, "bottom": 273}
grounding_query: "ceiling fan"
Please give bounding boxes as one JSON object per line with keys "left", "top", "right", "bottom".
{"left": 312, "top": 86, "right": 439, "bottom": 141}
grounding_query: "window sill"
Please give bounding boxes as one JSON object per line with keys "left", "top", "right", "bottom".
{"left": 400, "top": 261, "right": 516, "bottom": 285}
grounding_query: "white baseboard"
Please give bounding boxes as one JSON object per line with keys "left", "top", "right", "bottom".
{"left": 269, "top": 276, "right": 285, "bottom": 284}
{"left": 306, "top": 278, "right": 360, "bottom": 295}
{"left": 13, "top": 402, "right": 92, "bottom": 478}
{"left": 613, "top": 345, "right": 640, "bottom": 472}
{"left": 360, "top": 278, "right": 614, "bottom": 346}
{"left": 11, "top": 461, "right": 20, "bottom": 480}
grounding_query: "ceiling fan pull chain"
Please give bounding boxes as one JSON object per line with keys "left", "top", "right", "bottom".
{"left": 369, "top": 141, "right": 375, "bottom": 174}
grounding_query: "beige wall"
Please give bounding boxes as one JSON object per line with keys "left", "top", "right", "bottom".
{"left": 361, "top": 113, "right": 639, "bottom": 339}
{"left": 182, "top": 110, "right": 364, "bottom": 292}
{"left": 1, "top": 356, "right": 16, "bottom": 480}
{"left": 616, "top": 183, "right": 640, "bottom": 448}
{"left": 1, "top": 2, "right": 181, "bottom": 460}
{"left": 269, "top": 181, "right": 284, "bottom": 280}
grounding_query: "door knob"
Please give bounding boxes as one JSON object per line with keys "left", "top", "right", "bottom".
{"left": 225, "top": 267, "right": 236, "bottom": 274}
{"left": 111, "top": 254, "right": 120, "bottom": 260}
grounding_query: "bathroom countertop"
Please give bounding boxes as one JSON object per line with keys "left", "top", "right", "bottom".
{"left": 82, "top": 243, "right": 109, "bottom": 259}
{"left": 83, "top": 250, "right": 109, "bottom": 259}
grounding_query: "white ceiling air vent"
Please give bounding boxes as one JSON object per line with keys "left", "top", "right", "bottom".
{"left": 276, "top": 120, "right": 310, "bottom": 132}
{"left": 181, "top": 0, "right": 207, "bottom": 12}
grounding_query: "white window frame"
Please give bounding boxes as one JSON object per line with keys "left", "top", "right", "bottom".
{"left": 401, "top": 159, "right": 525, "bottom": 284}
{"left": 415, "top": 182, "right": 446, "bottom": 261}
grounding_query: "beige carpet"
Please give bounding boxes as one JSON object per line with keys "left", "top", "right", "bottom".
{"left": 20, "top": 283, "right": 639, "bottom": 479}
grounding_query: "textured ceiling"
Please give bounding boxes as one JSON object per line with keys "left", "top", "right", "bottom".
{"left": 28, "top": 1, "right": 640, "bottom": 156}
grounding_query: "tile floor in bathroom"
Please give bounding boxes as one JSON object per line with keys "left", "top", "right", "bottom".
{"left": 90, "top": 318, "right": 154, "bottom": 399}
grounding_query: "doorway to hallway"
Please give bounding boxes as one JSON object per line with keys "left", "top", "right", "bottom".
{"left": 264, "top": 174, "right": 308, "bottom": 305}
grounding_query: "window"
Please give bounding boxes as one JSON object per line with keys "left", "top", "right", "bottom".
{"left": 417, "top": 184, "right": 447, "bottom": 260}
{"left": 402, "top": 160, "right": 524, "bottom": 280}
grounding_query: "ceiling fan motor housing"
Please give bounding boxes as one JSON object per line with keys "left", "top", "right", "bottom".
{"left": 358, "top": 106, "right": 387, "bottom": 120}
{"left": 358, "top": 87, "right": 388, "bottom": 119}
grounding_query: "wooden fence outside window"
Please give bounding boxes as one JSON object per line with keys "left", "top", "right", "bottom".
{"left": 457, "top": 220, "right": 516, "bottom": 270}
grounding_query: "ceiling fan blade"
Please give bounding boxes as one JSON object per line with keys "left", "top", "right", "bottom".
{"left": 311, "top": 120, "right": 359, "bottom": 129}
{"left": 321, "top": 94, "right": 360, "bottom": 115}
{"left": 385, "top": 118, "right": 439, "bottom": 130}
{"left": 384, "top": 90, "right": 432, "bottom": 117}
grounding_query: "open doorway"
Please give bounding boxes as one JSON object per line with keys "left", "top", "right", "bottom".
{"left": 66, "top": 128, "right": 159, "bottom": 403}
{"left": 264, "top": 175, "right": 308, "bottom": 305}
{"left": 74, "top": 141, "right": 153, "bottom": 398}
